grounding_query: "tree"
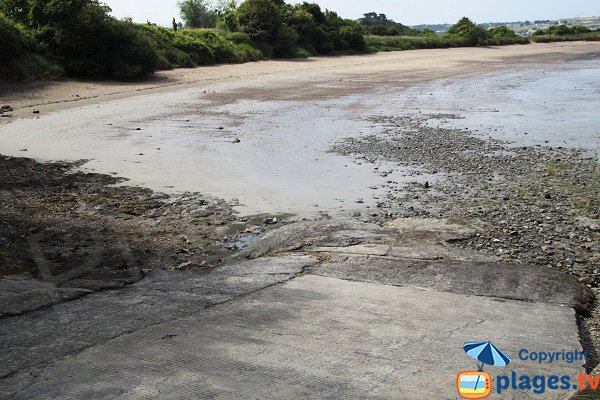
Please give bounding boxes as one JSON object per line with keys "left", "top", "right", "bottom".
{"left": 0, "top": 0, "right": 31, "bottom": 24}
{"left": 29, "top": 0, "right": 159, "bottom": 77}
{"left": 235, "top": 0, "right": 282, "bottom": 42}
{"left": 215, "top": 0, "right": 237, "bottom": 15}
{"left": 448, "top": 17, "right": 488, "bottom": 44}
{"left": 178, "top": 0, "right": 216, "bottom": 28}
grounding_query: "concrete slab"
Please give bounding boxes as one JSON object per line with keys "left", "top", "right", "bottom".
{"left": 0, "top": 255, "right": 317, "bottom": 378}
{"left": 311, "top": 254, "right": 593, "bottom": 312}
{"left": 1, "top": 275, "right": 584, "bottom": 399}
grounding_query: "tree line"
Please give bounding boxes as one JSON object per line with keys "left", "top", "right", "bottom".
{"left": 1, "top": 0, "right": 597, "bottom": 82}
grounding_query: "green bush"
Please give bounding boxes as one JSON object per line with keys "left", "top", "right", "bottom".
{"left": 370, "top": 25, "right": 400, "bottom": 36}
{"left": 0, "top": 0, "right": 30, "bottom": 24}
{"left": 0, "top": 0, "right": 373, "bottom": 81}
{"left": 236, "top": 0, "right": 282, "bottom": 42}
{"left": 136, "top": 25, "right": 263, "bottom": 67}
{"left": 534, "top": 24, "right": 592, "bottom": 36}
{"left": 531, "top": 31, "right": 600, "bottom": 43}
{"left": 365, "top": 32, "right": 529, "bottom": 53}
{"left": 26, "top": 0, "right": 161, "bottom": 78}
{"left": 0, "top": 13, "right": 61, "bottom": 81}
{"left": 488, "top": 26, "right": 518, "bottom": 39}
{"left": 448, "top": 17, "right": 489, "bottom": 44}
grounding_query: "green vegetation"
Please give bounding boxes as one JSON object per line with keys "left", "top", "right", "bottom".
{"left": 366, "top": 35, "right": 471, "bottom": 52}
{"left": 178, "top": 0, "right": 217, "bottom": 28}
{"left": 358, "top": 12, "right": 413, "bottom": 36}
{"left": 0, "top": 0, "right": 364, "bottom": 81}
{"left": 367, "top": 18, "right": 528, "bottom": 52}
{"left": 0, "top": 13, "right": 61, "bottom": 81}
{"left": 232, "top": 0, "right": 365, "bottom": 57}
{"left": 531, "top": 25, "right": 600, "bottom": 43}
{"left": 533, "top": 24, "right": 591, "bottom": 36}
{"left": 1, "top": 1, "right": 598, "bottom": 83}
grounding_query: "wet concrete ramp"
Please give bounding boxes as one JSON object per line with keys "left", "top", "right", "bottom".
{"left": 2, "top": 275, "right": 582, "bottom": 400}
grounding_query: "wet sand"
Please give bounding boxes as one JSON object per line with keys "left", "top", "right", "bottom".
{"left": 0, "top": 42, "right": 599, "bottom": 217}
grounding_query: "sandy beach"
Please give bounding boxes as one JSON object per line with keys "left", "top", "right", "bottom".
{"left": 1, "top": 41, "right": 599, "bottom": 118}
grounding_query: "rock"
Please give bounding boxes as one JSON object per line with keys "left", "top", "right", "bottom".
{"left": 423, "top": 181, "right": 430, "bottom": 189}
{"left": 174, "top": 261, "right": 192, "bottom": 270}
{"left": 0, "top": 276, "right": 62, "bottom": 316}
{"left": 0, "top": 105, "right": 13, "bottom": 113}
{"left": 58, "top": 287, "right": 94, "bottom": 301}
{"left": 32, "top": 109, "right": 40, "bottom": 114}
{"left": 264, "top": 217, "right": 278, "bottom": 225}
{"left": 233, "top": 138, "right": 241, "bottom": 143}
{"left": 190, "top": 208, "right": 212, "bottom": 218}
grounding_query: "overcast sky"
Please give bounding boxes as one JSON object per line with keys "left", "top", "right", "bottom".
{"left": 103, "top": 0, "right": 598, "bottom": 27}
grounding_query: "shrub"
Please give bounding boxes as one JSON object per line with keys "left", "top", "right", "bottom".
{"left": 0, "top": 13, "right": 61, "bottom": 81}
{"left": 370, "top": 25, "right": 399, "bottom": 36}
{"left": 488, "top": 26, "right": 518, "bottom": 39}
{"left": 448, "top": 17, "right": 489, "bottom": 44}
{"left": 235, "top": 0, "right": 282, "bottom": 42}
{"left": 534, "top": 24, "right": 592, "bottom": 36}
{"left": 27, "top": 0, "right": 161, "bottom": 78}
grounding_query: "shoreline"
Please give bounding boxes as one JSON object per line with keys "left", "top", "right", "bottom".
{"left": 1, "top": 41, "right": 599, "bottom": 121}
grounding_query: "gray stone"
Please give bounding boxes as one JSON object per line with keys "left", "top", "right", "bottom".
{"left": 0, "top": 276, "right": 62, "bottom": 316}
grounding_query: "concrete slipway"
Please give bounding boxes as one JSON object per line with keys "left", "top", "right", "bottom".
{"left": 0, "top": 219, "right": 592, "bottom": 399}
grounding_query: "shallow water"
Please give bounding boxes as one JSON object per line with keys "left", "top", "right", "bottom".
{"left": 388, "top": 60, "right": 600, "bottom": 158}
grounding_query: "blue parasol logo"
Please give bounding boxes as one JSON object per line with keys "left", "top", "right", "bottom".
{"left": 464, "top": 341, "right": 511, "bottom": 371}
